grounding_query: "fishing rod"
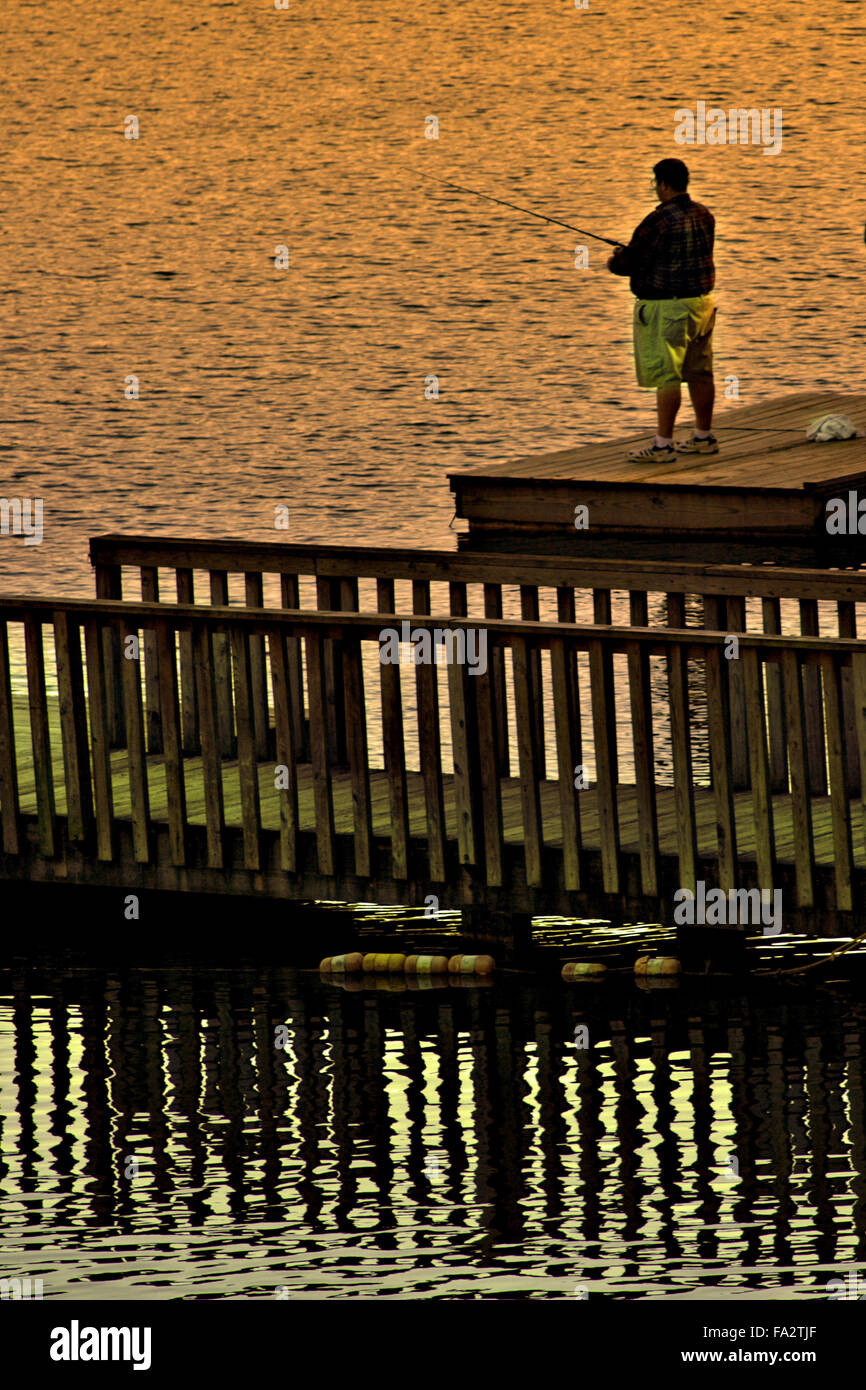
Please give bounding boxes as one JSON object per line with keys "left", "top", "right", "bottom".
{"left": 412, "top": 169, "right": 623, "bottom": 248}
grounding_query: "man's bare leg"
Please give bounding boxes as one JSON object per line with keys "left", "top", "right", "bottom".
{"left": 687, "top": 373, "right": 714, "bottom": 432}
{"left": 656, "top": 383, "right": 681, "bottom": 439}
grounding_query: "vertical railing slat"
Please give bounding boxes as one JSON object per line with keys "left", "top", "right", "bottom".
{"left": 558, "top": 586, "right": 582, "bottom": 780}
{"left": 725, "top": 596, "right": 750, "bottom": 791}
{"left": 305, "top": 629, "right": 336, "bottom": 877}
{"left": 341, "top": 633, "right": 372, "bottom": 879}
{"left": 837, "top": 601, "right": 860, "bottom": 797}
{"left": 519, "top": 586, "right": 546, "bottom": 780}
{"left": 821, "top": 652, "right": 854, "bottom": 912}
{"left": 626, "top": 636, "right": 659, "bottom": 897}
{"left": 551, "top": 636, "right": 582, "bottom": 892}
{"left": 590, "top": 636, "right": 620, "bottom": 894}
{"left": 592, "top": 589, "right": 618, "bottom": 788}
{"left": 209, "top": 570, "right": 235, "bottom": 758}
{"left": 268, "top": 626, "right": 299, "bottom": 874}
{"left": 194, "top": 622, "right": 225, "bottom": 870}
{"left": 800, "top": 599, "right": 827, "bottom": 794}
{"left": 155, "top": 618, "right": 187, "bottom": 867}
{"left": 244, "top": 572, "right": 270, "bottom": 761}
{"left": 0, "top": 618, "right": 20, "bottom": 854}
{"left": 54, "top": 611, "right": 94, "bottom": 845}
{"left": 761, "top": 597, "right": 788, "bottom": 793}
{"left": 413, "top": 582, "right": 447, "bottom": 882}
{"left": 512, "top": 635, "right": 543, "bottom": 886}
{"left": 473, "top": 646, "right": 504, "bottom": 888}
{"left": 118, "top": 620, "right": 150, "bottom": 862}
{"left": 742, "top": 646, "right": 776, "bottom": 892}
{"left": 94, "top": 561, "right": 125, "bottom": 747}
{"left": 83, "top": 618, "right": 114, "bottom": 861}
{"left": 483, "top": 582, "right": 509, "bottom": 777}
{"left": 176, "top": 569, "right": 200, "bottom": 755}
{"left": 231, "top": 627, "right": 263, "bottom": 872}
{"left": 280, "top": 573, "right": 307, "bottom": 760}
{"left": 852, "top": 652, "right": 866, "bottom": 866}
{"left": 140, "top": 566, "right": 163, "bottom": 754}
{"left": 376, "top": 579, "right": 409, "bottom": 879}
{"left": 666, "top": 639, "right": 697, "bottom": 895}
{"left": 704, "top": 644, "right": 737, "bottom": 893}
{"left": 316, "top": 577, "right": 345, "bottom": 767}
{"left": 780, "top": 648, "right": 816, "bottom": 909}
{"left": 24, "top": 615, "right": 56, "bottom": 856}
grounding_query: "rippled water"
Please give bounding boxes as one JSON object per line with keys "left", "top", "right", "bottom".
{"left": 4, "top": 0, "right": 866, "bottom": 1305}
{"left": 3, "top": 0, "right": 866, "bottom": 597}
{"left": 1, "top": 959, "right": 865, "bottom": 1299}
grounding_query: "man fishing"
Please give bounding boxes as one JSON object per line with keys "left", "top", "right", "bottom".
{"left": 607, "top": 158, "right": 718, "bottom": 463}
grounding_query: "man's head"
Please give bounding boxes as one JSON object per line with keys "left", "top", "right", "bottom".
{"left": 652, "top": 158, "right": 689, "bottom": 202}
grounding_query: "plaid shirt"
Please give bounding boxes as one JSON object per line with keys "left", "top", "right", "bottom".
{"left": 609, "top": 193, "right": 715, "bottom": 299}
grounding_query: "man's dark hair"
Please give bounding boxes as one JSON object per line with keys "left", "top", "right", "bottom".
{"left": 653, "top": 158, "right": 689, "bottom": 192}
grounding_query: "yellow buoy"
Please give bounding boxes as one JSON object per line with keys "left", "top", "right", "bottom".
{"left": 448, "top": 954, "right": 495, "bottom": 976}
{"left": 405, "top": 954, "right": 449, "bottom": 975}
{"left": 361, "top": 952, "right": 386, "bottom": 973}
{"left": 634, "top": 955, "right": 681, "bottom": 976}
{"left": 562, "top": 962, "right": 607, "bottom": 980}
{"left": 320, "top": 952, "right": 364, "bottom": 973}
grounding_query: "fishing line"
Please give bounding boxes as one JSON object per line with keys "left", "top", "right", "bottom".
{"left": 408, "top": 168, "right": 622, "bottom": 248}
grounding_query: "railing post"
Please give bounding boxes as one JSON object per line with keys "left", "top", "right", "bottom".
{"left": 799, "top": 599, "right": 827, "bottom": 795}
{"left": 725, "top": 595, "right": 750, "bottom": 792}
{"left": 484, "top": 582, "right": 510, "bottom": 777}
{"left": 140, "top": 566, "right": 163, "bottom": 754}
{"left": 761, "top": 597, "right": 788, "bottom": 793}
{"left": 520, "top": 585, "right": 546, "bottom": 779}
{"left": 94, "top": 562, "right": 125, "bottom": 748}
{"left": 244, "top": 572, "right": 270, "bottom": 761}
{"left": 280, "top": 573, "right": 308, "bottom": 761}
{"left": 837, "top": 601, "right": 860, "bottom": 797}
{"left": 54, "top": 611, "right": 94, "bottom": 847}
{"left": 317, "top": 576, "right": 347, "bottom": 767}
{"left": 0, "top": 618, "right": 20, "bottom": 855}
{"left": 176, "top": 569, "right": 200, "bottom": 755}
{"left": 209, "top": 570, "right": 236, "bottom": 758}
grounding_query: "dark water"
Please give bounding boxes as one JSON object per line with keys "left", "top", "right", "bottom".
{"left": 2, "top": 953, "right": 866, "bottom": 1300}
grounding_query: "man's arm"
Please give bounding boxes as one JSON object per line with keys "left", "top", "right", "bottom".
{"left": 606, "top": 212, "right": 661, "bottom": 276}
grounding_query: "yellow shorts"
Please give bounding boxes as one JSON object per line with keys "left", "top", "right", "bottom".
{"left": 633, "top": 295, "right": 716, "bottom": 388}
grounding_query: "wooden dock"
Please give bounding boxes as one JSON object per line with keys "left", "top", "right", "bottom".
{"left": 4, "top": 536, "right": 866, "bottom": 957}
{"left": 450, "top": 392, "right": 866, "bottom": 564}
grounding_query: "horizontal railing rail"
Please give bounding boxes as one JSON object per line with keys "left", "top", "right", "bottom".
{"left": 89, "top": 533, "right": 866, "bottom": 601}
{"left": 88, "top": 535, "right": 866, "bottom": 799}
{"left": 1, "top": 594, "right": 864, "bottom": 918}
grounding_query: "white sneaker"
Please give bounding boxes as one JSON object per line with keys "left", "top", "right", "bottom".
{"left": 675, "top": 433, "right": 719, "bottom": 455}
{"left": 627, "top": 441, "right": 677, "bottom": 463}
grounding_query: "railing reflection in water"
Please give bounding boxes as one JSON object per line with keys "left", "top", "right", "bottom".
{"left": 1, "top": 966, "right": 865, "bottom": 1299}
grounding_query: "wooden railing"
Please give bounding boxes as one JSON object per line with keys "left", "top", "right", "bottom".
{"left": 89, "top": 535, "right": 866, "bottom": 798}
{"left": 1, "top": 594, "right": 864, "bottom": 919}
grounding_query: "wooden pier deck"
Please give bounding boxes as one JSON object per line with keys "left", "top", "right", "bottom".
{"left": 4, "top": 546, "right": 866, "bottom": 950}
{"left": 449, "top": 391, "right": 866, "bottom": 564}
{"left": 12, "top": 688, "right": 865, "bottom": 887}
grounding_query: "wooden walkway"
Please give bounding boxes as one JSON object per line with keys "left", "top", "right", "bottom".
{"left": 3, "top": 548, "right": 866, "bottom": 944}
{"left": 449, "top": 392, "right": 866, "bottom": 563}
{"left": 13, "top": 692, "right": 863, "bottom": 872}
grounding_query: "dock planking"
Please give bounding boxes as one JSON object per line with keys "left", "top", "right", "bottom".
{"left": 449, "top": 392, "right": 866, "bottom": 563}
